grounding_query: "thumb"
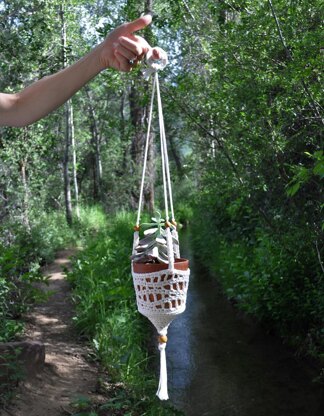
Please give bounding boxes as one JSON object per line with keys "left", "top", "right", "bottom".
{"left": 125, "top": 14, "right": 152, "bottom": 33}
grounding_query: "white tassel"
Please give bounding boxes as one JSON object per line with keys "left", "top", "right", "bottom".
{"left": 156, "top": 340, "right": 169, "bottom": 400}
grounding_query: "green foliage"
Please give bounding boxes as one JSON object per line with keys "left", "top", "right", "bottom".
{"left": 0, "top": 233, "right": 46, "bottom": 341}
{"left": 0, "top": 348, "right": 24, "bottom": 406}
{"left": 192, "top": 202, "right": 324, "bottom": 358}
{"left": 174, "top": 202, "right": 194, "bottom": 227}
{"left": 0, "top": 206, "right": 106, "bottom": 342}
{"left": 287, "top": 150, "right": 324, "bottom": 197}
{"left": 68, "top": 211, "right": 183, "bottom": 415}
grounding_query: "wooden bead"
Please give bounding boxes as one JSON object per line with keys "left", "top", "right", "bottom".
{"left": 133, "top": 225, "right": 140, "bottom": 231}
{"left": 165, "top": 221, "right": 171, "bottom": 228}
{"left": 158, "top": 335, "right": 168, "bottom": 344}
{"left": 171, "top": 220, "right": 177, "bottom": 227}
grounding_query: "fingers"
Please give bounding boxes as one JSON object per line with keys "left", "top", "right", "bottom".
{"left": 114, "top": 50, "right": 132, "bottom": 72}
{"left": 125, "top": 14, "right": 152, "bottom": 33}
{"left": 119, "top": 36, "right": 148, "bottom": 58}
{"left": 114, "top": 42, "right": 137, "bottom": 62}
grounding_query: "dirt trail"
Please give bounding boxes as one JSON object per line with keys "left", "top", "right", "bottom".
{"left": 2, "top": 249, "right": 104, "bottom": 416}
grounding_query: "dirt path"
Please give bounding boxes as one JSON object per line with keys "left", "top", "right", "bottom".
{"left": 2, "top": 249, "right": 105, "bottom": 416}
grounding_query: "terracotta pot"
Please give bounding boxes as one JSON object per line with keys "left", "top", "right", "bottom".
{"left": 132, "top": 258, "right": 189, "bottom": 274}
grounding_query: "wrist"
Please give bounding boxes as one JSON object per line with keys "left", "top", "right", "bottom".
{"left": 91, "top": 43, "right": 108, "bottom": 73}
{"left": 95, "top": 40, "right": 114, "bottom": 71}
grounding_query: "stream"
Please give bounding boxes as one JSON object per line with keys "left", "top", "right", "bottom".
{"left": 166, "top": 231, "right": 324, "bottom": 416}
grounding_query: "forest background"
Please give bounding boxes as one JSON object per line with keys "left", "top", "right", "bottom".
{"left": 0, "top": 0, "right": 323, "bottom": 404}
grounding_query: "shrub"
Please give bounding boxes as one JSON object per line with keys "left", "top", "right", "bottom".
{"left": 191, "top": 199, "right": 324, "bottom": 360}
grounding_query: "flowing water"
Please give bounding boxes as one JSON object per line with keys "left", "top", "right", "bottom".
{"left": 166, "top": 231, "right": 324, "bottom": 416}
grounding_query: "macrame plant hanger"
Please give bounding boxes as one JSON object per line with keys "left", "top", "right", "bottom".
{"left": 131, "top": 49, "right": 190, "bottom": 401}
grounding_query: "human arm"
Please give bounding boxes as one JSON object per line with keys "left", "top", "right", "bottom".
{"left": 0, "top": 15, "right": 161, "bottom": 128}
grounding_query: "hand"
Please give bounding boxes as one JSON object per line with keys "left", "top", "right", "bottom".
{"left": 98, "top": 15, "right": 162, "bottom": 72}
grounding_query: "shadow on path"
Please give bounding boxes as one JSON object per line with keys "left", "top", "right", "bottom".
{"left": 2, "top": 249, "right": 105, "bottom": 416}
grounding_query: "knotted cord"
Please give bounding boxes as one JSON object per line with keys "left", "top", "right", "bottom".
{"left": 132, "top": 48, "right": 189, "bottom": 401}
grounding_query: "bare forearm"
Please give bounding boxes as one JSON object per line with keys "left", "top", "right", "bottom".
{"left": 0, "top": 46, "right": 103, "bottom": 128}
{"left": 0, "top": 15, "right": 158, "bottom": 128}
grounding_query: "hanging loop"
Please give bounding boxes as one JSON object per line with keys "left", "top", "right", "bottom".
{"left": 146, "top": 47, "right": 168, "bottom": 70}
{"left": 136, "top": 48, "right": 174, "bottom": 227}
{"left": 143, "top": 47, "right": 168, "bottom": 80}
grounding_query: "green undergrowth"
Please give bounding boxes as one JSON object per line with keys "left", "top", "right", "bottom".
{"left": 191, "top": 204, "right": 324, "bottom": 362}
{"left": 0, "top": 206, "right": 106, "bottom": 343}
{"left": 0, "top": 346, "right": 25, "bottom": 406}
{"left": 67, "top": 211, "right": 183, "bottom": 415}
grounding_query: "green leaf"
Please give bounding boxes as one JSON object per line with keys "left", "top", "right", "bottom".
{"left": 313, "top": 160, "right": 324, "bottom": 178}
{"left": 286, "top": 182, "right": 300, "bottom": 197}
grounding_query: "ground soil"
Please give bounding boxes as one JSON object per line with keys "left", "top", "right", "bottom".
{"left": 1, "top": 249, "right": 106, "bottom": 416}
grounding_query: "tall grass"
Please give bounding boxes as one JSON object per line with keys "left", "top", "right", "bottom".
{"left": 68, "top": 211, "right": 183, "bottom": 415}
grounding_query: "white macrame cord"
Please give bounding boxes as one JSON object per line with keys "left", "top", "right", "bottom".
{"left": 131, "top": 49, "right": 190, "bottom": 401}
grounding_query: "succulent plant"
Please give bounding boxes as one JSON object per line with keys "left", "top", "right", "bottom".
{"left": 132, "top": 211, "right": 179, "bottom": 264}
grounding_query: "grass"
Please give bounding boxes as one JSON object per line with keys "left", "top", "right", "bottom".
{"left": 67, "top": 210, "right": 184, "bottom": 415}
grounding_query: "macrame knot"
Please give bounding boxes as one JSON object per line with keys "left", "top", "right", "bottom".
{"left": 158, "top": 341, "right": 167, "bottom": 351}
{"left": 143, "top": 47, "right": 168, "bottom": 80}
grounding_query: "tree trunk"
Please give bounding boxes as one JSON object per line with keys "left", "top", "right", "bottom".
{"left": 168, "top": 133, "right": 183, "bottom": 177}
{"left": 70, "top": 102, "right": 80, "bottom": 219}
{"left": 20, "top": 161, "right": 30, "bottom": 230}
{"left": 120, "top": 87, "right": 130, "bottom": 174}
{"left": 60, "top": 5, "right": 73, "bottom": 226}
{"left": 63, "top": 105, "right": 73, "bottom": 226}
{"left": 129, "top": 0, "right": 155, "bottom": 213}
{"left": 86, "top": 88, "right": 102, "bottom": 202}
{"left": 20, "top": 131, "right": 30, "bottom": 230}
{"left": 0, "top": 188, "right": 9, "bottom": 223}
{"left": 129, "top": 80, "right": 155, "bottom": 213}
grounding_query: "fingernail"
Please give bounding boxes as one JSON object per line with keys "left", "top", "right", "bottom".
{"left": 141, "top": 11, "right": 155, "bottom": 18}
